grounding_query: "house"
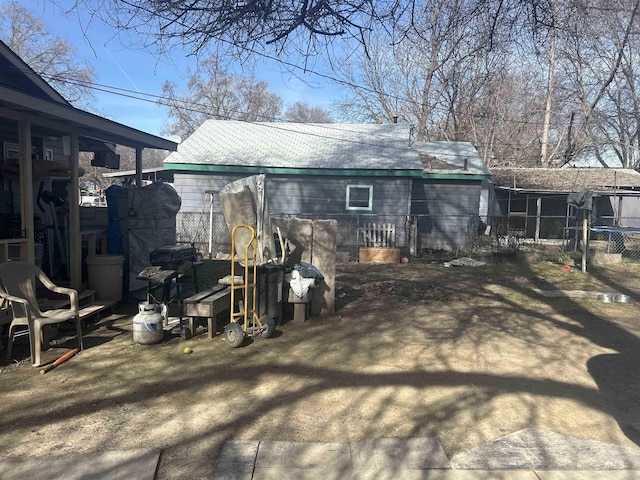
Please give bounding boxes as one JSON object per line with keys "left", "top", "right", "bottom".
{"left": 164, "top": 120, "right": 491, "bottom": 255}
{"left": 490, "top": 167, "right": 640, "bottom": 240}
{"left": 412, "top": 141, "right": 491, "bottom": 250}
{"left": 0, "top": 40, "right": 177, "bottom": 289}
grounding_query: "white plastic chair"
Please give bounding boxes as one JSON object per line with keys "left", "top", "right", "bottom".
{"left": 0, "top": 261, "right": 83, "bottom": 367}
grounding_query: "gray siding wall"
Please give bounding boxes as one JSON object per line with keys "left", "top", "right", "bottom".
{"left": 174, "top": 173, "right": 412, "bottom": 216}
{"left": 411, "top": 179, "right": 482, "bottom": 251}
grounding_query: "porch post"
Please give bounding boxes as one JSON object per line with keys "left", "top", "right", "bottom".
{"left": 135, "top": 147, "right": 143, "bottom": 187}
{"left": 69, "top": 133, "right": 81, "bottom": 289}
{"left": 535, "top": 196, "right": 542, "bottom": 242}
{"left": 18, "top": 120, "right": 35, "bottom": 263}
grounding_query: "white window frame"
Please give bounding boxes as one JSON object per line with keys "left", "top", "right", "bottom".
{"left": 346, "top": 184, "right": 373, "bottom": 211}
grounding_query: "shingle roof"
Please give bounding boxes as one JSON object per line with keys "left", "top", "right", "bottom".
{"left": 413, "top": 141, "right": 489, "bottom": 175}
{"left": 492, "top": 167, "right": 640, "bottom": 192}
{"left": 165, "top": 120, "right": 423, "bottom": 170}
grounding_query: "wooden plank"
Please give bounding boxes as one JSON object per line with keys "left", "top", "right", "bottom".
{"left": 184, "top": 285, "right": 226, "bottom": 304}
{"left": 185, "top": 287, "right": 230, "bottom": 318}
{"left": 359, "top": 247, "right": 401, "bottom": 264}
{"left": 78, "top": 300, "right": 116, "bottom": 320}
{"left": 39, "top": 289, "right": 96, "bottom": 310}
{"left": 201, "top": 287, "right": 231, "bottom": 311}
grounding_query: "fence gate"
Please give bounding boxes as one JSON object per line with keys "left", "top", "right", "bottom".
{"left": 359, "top": 223, "right": 396, "bottom": 247}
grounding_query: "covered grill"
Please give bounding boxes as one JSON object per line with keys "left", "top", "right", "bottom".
{"left": 150, "top": 244, "right": 196, "bottom": 271}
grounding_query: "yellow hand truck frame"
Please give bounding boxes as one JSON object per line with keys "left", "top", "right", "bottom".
{"left": 224, "top": 224, "right": 276, "bottom": 347}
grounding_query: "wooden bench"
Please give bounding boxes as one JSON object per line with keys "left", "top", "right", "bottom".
{"left": 33, "top": 291, "right": 118, "bottom": 347}
{"left": 38, "top": 289, "right": 96, "bottom": 310}
{"left": 78, "top": 300, "right": 117, "bottom": 322}
{"left": 39, "top": 290, "right": 117, "bottom": 323}
{"left": 183, "top": 285, "right": 231, "bottom": 338}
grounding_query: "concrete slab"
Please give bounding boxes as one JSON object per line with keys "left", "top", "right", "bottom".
{"left": 0, "top": 448, "right": 160, "bottom": 480}
{"left": 213, "top": 441, "right": 259, "bottom": 480}
{"left": 256, "top": 440, "right": 351, "bottom": 469}
{"left": 534, "top": 471, "right": 640, "bottom": 480}
{"left": 451, "top": 429, "right": 640, "bottom": 470}
{"left": 212, "top": 464, "right": 255, "bottom": 480}
{"left": 349, "top": 437, "right": 451, "bottom": 470}
{"left": 253, "top": 467, "right": 539, "bottom": 480}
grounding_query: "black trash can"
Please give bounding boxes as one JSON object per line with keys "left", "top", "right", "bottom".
{"left": 257, "top": 265, "right": 284, "bottom": 325}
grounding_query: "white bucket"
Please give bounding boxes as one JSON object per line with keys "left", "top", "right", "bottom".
{"left": 132, "top": 302, "right": 164, "bottom": 345}
{"left": 86, "top": 254, "right": 125, "bottom": 302}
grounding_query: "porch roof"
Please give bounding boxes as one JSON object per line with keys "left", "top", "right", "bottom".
{"left": 0, "top": 41, "right": 176, "bottom": 152}
{"left": 492, "top": 167, "right": 640, "bottom": 193}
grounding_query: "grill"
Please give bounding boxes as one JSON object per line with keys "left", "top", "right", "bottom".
{"left": 149, "top": 244, "right": 196, "bottom": 270}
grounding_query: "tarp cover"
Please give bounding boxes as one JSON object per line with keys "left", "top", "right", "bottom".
{"left": 219, "top": 174, "right": 277, "bottom": 266}
{"left": 568, "top": 190, "right": 594, "bottom": 210}
{"left": 116, "top": 182, "right": 181, "bottom": 292}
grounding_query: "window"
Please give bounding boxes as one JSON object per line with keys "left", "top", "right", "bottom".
{"left": 346, "top": 184, "right": 373, "bottom": 211}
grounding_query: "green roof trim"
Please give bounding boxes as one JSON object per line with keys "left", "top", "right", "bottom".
{"left": 164, "top": 163, "right": 491, "bottom": 180}
{"left": 164, "top": 163, "right": 424, "bottom": 177}
{"left": 419, "top": 172, "right": 491, "bottom": 180}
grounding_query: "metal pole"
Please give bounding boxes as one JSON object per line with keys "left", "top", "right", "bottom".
{"left": 535, "top": 196, "right": 542, "bottom": 243}
{"left": 582, "top": 215, "right": 587, "bottom": 273}
{"left": 208, "top": 192, "right": 214, "bottom": 259}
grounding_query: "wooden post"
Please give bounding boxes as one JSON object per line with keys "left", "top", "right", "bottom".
{"left": 409, "top": 217, "right": 417, "bottom": 256}
{"left": 135, "top": 147, "right": 143, "bottom": 187}
{"left": 18, "top": 120, "right": 35, "bottom": 264}
{"left": 69, "top": 133, "right": 81, "bottom": 289}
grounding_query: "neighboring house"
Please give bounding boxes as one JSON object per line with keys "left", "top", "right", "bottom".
{"left": 490, "top": 167, "right": 640, "bottom": 240}
{"left": 412, "top": 141, "right": 491, "bottom": 250}
{"left": 163, "top": 120, "right": 491, "bottom": 254}
{"left": 0, "top": 40, "right": 176, "bottom": 288}
{"left": 102, "top": 167, "right": 174, "bottom": 186}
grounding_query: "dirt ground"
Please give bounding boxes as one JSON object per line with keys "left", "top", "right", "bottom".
{"left": 2, "top": 257, "right": 640, "bottom": 479}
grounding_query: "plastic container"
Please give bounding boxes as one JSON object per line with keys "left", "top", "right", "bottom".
{"left": 86, "top": 254, "right": 125, "bottom": 301}
{"left": 132, "top": 302, "right": 164, "bottom": 345}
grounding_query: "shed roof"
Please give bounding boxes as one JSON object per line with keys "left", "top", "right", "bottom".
{"left": 414, "top": 141, "right": 490, "bottom": 175}
{"left": 164, "top": 120, "right": 423, "bottom": 171}
{"left": 492, "top": 167, "right": 640, "bottom": 192}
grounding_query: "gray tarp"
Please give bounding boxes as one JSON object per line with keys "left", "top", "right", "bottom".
{"left": 219, "top": 174, "right": 277, "bottom": 265}
{"left": 126, "top": 182, "right": 181, "bottom": 292}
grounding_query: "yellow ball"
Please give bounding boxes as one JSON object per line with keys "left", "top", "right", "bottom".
{"left": 183, "top": 347, "right": 192, "bottom": 354}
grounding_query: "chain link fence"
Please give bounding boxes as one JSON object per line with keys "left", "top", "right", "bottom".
{"left": 176, "top": 211, "right": 640, "bottom": 262}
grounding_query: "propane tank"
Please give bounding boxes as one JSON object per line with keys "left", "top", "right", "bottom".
{"left": 132, "top": 302, "right": 164, "bottom": 345}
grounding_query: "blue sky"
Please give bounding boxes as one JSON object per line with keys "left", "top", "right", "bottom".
{"left": 21, "top": 0, "right": 341, "bottom": 138}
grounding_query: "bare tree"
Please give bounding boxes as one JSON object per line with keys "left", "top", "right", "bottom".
{"left": 0, "top": 1, "right": 96, "bottom": 107}
{"left": 333, "top": 1, "right": 510, "bottom": 142}
{"left": 72, "top": 0, "right": 640, "bottom": 169}
{"left": 77, "top": 0, "right": 399, "bottom": 57}
{"left": 161, "top": 55, "right": 283, "bottom": 138}
{"left": 550, "top": 0, "right": 640, "bottom": 168}
{"left": 284, "top": 101, "right": 334, "bottom": 123}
